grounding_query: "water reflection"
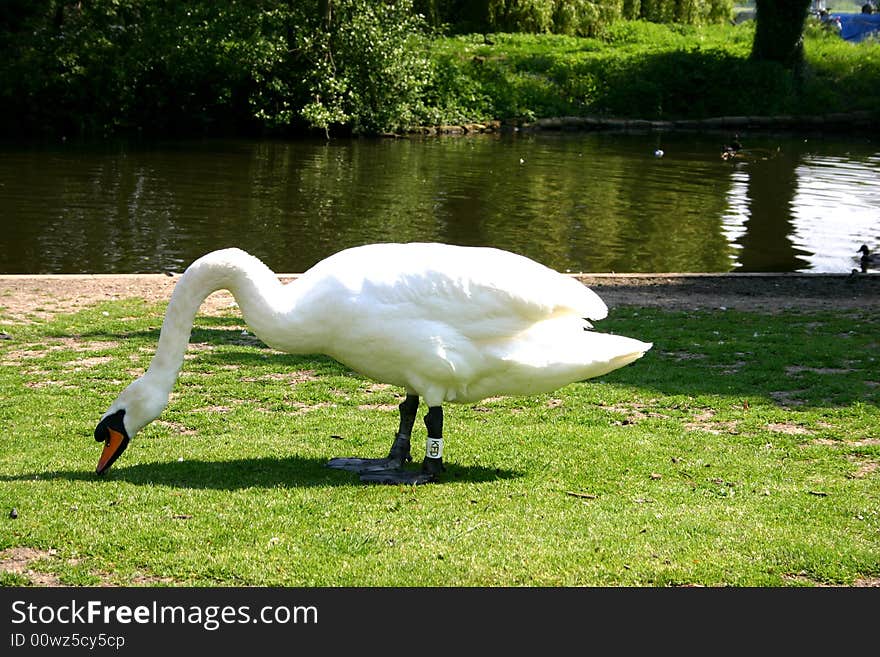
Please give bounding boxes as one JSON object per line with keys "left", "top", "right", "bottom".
{"left": 791, "top": 154, "right": 880, "bottom": 273}
{"left": 721, "top": 141, "right": 880, "bottom": 273}
{"left": 0, "top": 133, "right": 877, "bottom": 274}
{"left": 735, "top": 147, "right": 812, "bottom": 272}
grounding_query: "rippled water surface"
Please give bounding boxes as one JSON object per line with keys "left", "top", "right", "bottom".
{"left": 1, "top": 132, "right": 878, "bottom": 274}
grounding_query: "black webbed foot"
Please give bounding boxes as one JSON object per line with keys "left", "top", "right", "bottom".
{"left": 358, "top": 469, "right": 437, "bottom": 485}
{"left": 359, "top": 456, "right": 444, "bottom": 485}
{"left": 326, "top": 455, "right": 408, "bottom": 473}
{"left": 326, "top": 432, "right": 412, "bottom": 473}
{"left": 328, "top": 400, "right": 446, "bottom": 485}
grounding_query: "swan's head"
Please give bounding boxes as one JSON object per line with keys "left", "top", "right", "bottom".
{"left": 858, "top": 244, "right": 870, "bottom": 256}
{"left": 94, "top": 376, "right": 168, "bottom": 474}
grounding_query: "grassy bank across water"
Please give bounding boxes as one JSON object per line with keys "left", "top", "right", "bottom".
{"left": 3, "top": 14, "right": 878, "bottom": 137}
{"left": 1, "top": 276, "right": 878, "bottom": 586}
{"left": 422, "top": 21, "right": 880, "bottom": 131}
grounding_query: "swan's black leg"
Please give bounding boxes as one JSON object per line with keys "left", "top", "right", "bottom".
{"left": 398, "top": 393, "right": 420, "bottom": 436}
{"left": 326, "top": 394, "right": 418, "bottom": 473}
{"left": 421, "top": 405, "right": 445, "bottom": 476}
{"left": 360, "top": 406, "right": 445, "bottom": 485}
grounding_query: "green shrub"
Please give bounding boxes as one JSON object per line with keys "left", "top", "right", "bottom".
{"left": 0, "top": 0, "right": 432, "bottom": 137}
{"left": 298, "top": 0, "right": 433, "bottom": 135}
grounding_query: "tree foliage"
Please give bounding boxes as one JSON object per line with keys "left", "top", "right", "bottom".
{"left": 0, "top": 1, "right": 821, "bottom": 137}
{"left": 0, "top": 0, "right": 432, "bottom": 136}
{"left": 414, "top": 0, "right": 732, "bottom": 35}
{"left": 297, "top": 1, "right": 433, "bottom": 135}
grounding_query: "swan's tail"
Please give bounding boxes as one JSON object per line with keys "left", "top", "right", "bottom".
{"left": 568, "top": 331, "right": 652, "bottom": 380}
{"left": 498, "top": 320, "right": 651, "bottom": 372}
{"left": 469, "top": 325, "right": 651, "bottom": 400}
{"left": 603, "top": 338, "right": 653, "bottom": 370}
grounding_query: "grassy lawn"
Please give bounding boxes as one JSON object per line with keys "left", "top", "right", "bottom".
{"left": 1, "top": 297, "right": 878, "bottom": 586}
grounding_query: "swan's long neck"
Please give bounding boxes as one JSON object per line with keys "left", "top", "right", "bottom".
{"left": 145, "top": 248, "right": 288, "bottom": 389}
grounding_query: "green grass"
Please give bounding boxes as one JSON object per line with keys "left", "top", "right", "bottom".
{"left": 1, "top": 299, "right": 878, "bottom": 586}
{"left": 425, "top": 21, "right": 880, "bottom": 125}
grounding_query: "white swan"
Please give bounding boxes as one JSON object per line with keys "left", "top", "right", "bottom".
{"left": 94, "top": 243, "right": 652, "bottom": 484}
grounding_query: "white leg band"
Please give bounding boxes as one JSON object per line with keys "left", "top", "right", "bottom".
{"left": 426, "top": 437, "right": 444, "bottom": 459}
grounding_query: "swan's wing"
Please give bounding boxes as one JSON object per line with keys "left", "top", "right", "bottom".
{"left": 302, "top": 243, "right": 608, "bottom": 340}
{"left": 291, "top": 244, "right": 625, "bottom": 405}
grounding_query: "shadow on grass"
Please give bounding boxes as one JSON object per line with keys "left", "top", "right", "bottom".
{"left": 0, "top": 456, "right": 522, "bottom": 489}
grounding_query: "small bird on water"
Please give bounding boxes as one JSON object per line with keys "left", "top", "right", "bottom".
{"left": 721, "top": 134, "right": 743, "bottom": 161}
{"left": 858, "top": 244, "right": 880, "bottom": 272}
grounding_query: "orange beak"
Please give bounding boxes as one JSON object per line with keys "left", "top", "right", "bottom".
{"left": 94, "top": 409, "right": 130, "bottom": 475}
{"left": 95, "top": 429, "right": 128, "bottom": 474}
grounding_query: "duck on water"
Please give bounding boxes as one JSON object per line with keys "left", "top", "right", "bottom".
{"left": 859, "top": 244, "right": 880, "bottom": 272}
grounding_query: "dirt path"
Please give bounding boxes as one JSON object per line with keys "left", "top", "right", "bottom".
{"left": 2, "top": 272, "right": 878, "bottom": 324}
{"left": 0, "top": 274, "right": 285, "bottom": 323}
{"left": 573, "top": 272, "right": 880, "bottom": 313}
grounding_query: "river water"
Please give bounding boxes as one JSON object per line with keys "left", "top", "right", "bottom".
{"left": 1, "top": 131, "right": 878, "bottom": 274}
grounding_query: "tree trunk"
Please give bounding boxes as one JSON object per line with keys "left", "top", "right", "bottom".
{"left": 750, "top": 0, "right": 812, "bottom": 69}
{"left": 318, "top": 0, "right": 332, "bottom": 29}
